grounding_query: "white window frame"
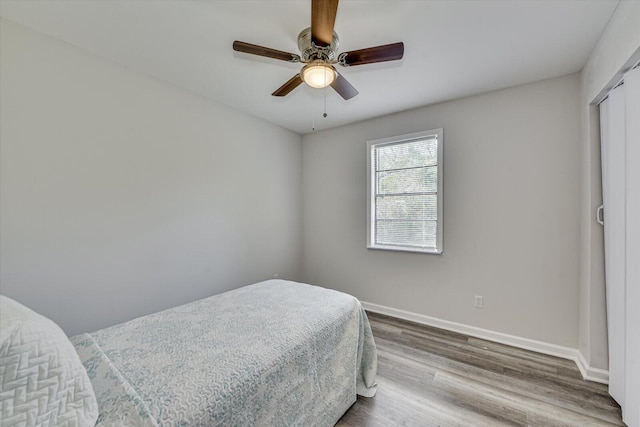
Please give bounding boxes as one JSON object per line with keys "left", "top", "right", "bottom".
{"left": 366, "top": 129, "right": 443, "bottom": 254}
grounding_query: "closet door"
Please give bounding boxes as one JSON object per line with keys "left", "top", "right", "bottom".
{"left": 600, "top": 64, "right": 640, "bottom": 427}
{"left": 624, "top": 65, "right": 639, "bottom": 427}
{"left": 600, "top": 83, "right": 627, "bottom": 407}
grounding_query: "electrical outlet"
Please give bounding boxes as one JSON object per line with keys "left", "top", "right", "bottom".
{"left": 474, "top": 295, "right": 484, "bottom": 309}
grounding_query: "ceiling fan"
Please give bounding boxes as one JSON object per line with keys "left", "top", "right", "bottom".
{"left": 232, "top": 0, "right": 404, "bottom": 100}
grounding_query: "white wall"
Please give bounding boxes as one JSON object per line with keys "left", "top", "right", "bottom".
{"left": 0, "top": 19, "right": 303, "bottom": 336}
{"left": 578, "top": 1, "right": 640, "bottom": 372}
{"left": 302, "top": 74, "right": 581, "bottom": 348}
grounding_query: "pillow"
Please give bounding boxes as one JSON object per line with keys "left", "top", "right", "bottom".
{"left": 0, "top": 296, "right": 98, "bottom": 427}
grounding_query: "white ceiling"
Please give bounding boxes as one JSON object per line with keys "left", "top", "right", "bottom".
{"left": 0, "top": 0, "right": 619, "bottom": 134}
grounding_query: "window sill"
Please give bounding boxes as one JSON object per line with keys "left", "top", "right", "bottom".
{"left": 367, "top": 244, "right": 443, "bottom": 255}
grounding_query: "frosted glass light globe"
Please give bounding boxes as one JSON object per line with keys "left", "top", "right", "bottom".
{"left": 301, "top": 63, "right": 336, "bottom": 88}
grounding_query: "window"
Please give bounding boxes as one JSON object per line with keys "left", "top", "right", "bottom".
{"left": 367, "top": 129, "right": 443, "bottom": 254}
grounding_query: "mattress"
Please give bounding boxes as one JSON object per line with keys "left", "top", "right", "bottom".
{"left": 71, "top": 279, "right": 377, "bottom": 426}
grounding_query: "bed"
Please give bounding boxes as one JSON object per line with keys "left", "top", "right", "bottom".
{"left": 0, "top": 279, "right": 377, "bottom": 427}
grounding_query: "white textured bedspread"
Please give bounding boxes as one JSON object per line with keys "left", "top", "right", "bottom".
{"left": 71, "top": 280, "right": 377, "bottom": 426}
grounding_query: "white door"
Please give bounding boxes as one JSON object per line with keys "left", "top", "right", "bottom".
{"left": 600, "top": 64, "right": 640, "bottom": 427}
{"left": 623, "top": 64, "right": 639, "bottom": 427}
{"left": 600, "top": 79, "right": 627, "bottom": 407}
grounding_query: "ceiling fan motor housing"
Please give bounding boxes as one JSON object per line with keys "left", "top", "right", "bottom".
{"left": 297, "top": 27, "right": 339, "bottom": 62}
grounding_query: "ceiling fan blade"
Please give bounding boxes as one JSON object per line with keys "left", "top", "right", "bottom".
{"left": 339, "top": 42, "right": 404, "bottom": 66}
{"left": 233, "top": 41, "right": 301, "bottom": 63}
{"left": 311, "top": 0, "right": 339, "bottom": 46}
{"left": 272, "top": 74, "right": 304, "bottom": 97}
{"left": 330, "top": 72, "right": 358, "bottom": 100}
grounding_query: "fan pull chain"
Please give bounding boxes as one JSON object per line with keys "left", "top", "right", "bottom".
{"left": 312, "top": 94, "right": 316, "bottom": 131}
{"left": 323, "top": 70, "right": 328, "bottom": 118}
{"left": 323, "top": 84, "right": 328, "bottom": 118}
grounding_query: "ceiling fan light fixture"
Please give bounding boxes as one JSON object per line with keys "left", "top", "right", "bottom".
{"left": 233, "top": 0, "right": 404, "bottom": 99}
{"left": 301, "top": 63, "right": 336, "bottom": 88}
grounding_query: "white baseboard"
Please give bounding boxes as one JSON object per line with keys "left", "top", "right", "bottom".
{"left": 361, "top": 301, "right": 609, "bottom": 385}
{"left": 575, "top": 351, "right": 610, "bottom": 384}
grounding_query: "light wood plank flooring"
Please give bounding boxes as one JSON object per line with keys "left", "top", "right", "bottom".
{"left": 337, "top": 312, "right": 623, "bottom": 427}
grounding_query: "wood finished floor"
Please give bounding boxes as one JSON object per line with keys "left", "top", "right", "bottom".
{"left": 337, "top": 312, "right": 623, "bottom": 427}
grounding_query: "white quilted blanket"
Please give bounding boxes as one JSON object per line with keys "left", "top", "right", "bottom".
{"left": 0, "top": 296, "right": 98, "bottom": 427}
{"left": 71, "top": 280, "right": 377, "bottom": 426}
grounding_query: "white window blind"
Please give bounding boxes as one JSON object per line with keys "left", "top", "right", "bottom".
{"left": 367, "top": 129, "right": 443, "bottom": 254}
